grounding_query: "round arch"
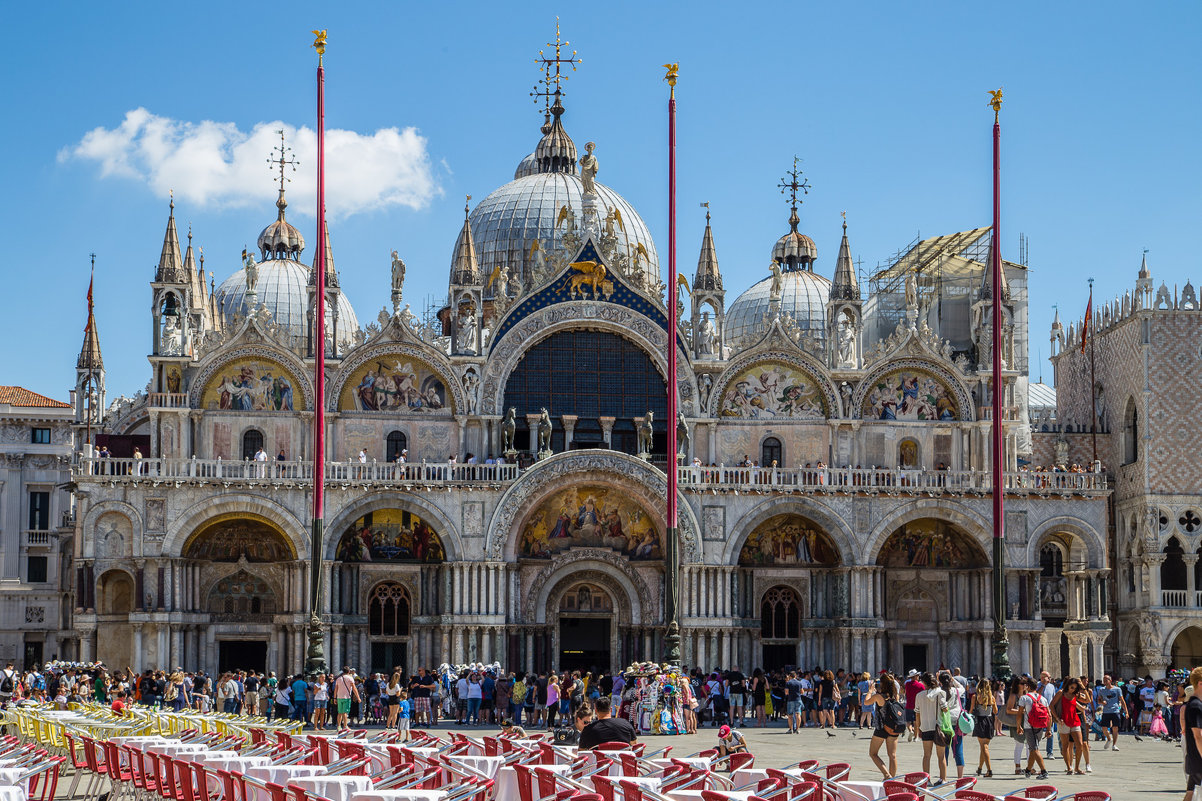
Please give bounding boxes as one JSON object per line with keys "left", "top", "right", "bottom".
{"left": 864, "top": 501, "right": 993, "bottom": 565}
{"left": 162, "top": 494, "right": 309, "bottom": 559}
{"left": 484, "top": 450, "right": 702, "bottom": 563}
{"left": 323, "top": 492, "right": 463, "bottom": 562}
{"left": 96, "top": 568, "right": 137, "bottom": 615}
{"left": 1164, "top": 620, "right": 1202, "bottom": 667}
{"left": 479, "top": 304, "right": 698, "bottom": 417}
{"left": 82, "top": 500, "right": 143, "bottom": 560}
{"left": 524, "top": 553, "right": 649, "bottom": 626}
{"left": 181, "top": 512, "right": 296, "bottom": 562}
{"left": 707, "top": 347, "right": 840, "bottom": 419}
{"left": 328, "top": 341, "right": 465, "bottom": 414}
{"left": 1025, "top": 516, "right": 1108, "bottom": 570}
{"left": 851, "top": 357, "right": 975, "bottom": 423}
{"left": 187, "top": 343, "right": 314, "bottom": 412}
{"left": 722, "top": 496, "right": 855, "bottom": 566}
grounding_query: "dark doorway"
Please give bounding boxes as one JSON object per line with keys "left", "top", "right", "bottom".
{"left": 761, "top": 643, "right": 795, "bottom": 672}
{"left": 902, "top": 643, "right": 929, "bottom": 675}
{"left": 22, "top": 641, "right": 43, "bottom": 671}
{"left": 371, "top": 642, "right": 407, "bottom": 677}
{"left": 559, "top": 618, "right": 610, "bottom": 673}
{"left": 386, "top": 431, "right": 408, "bottom": 462}
{"left": 219, "top": 640, "right": 267, "bottom": 674}
{"left": 241, "top": 430, "right": 264, "bottom": 460}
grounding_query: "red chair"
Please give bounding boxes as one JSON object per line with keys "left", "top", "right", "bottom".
{"left": 885, "top": 795, "right": 919, "bottom": 801}
{"left": 900, "top": 773, "right": 930, "bottom": 789}
{"left": 796, "top": 761, "right": 820, "bottom": 772}
{"left": 99, "top": 740, "right": 132, "bottom": 800}
{"left": 22, "top": 756, "right": 67, "bottom": 801}
{"left": 821, "top": 764, "right": 850, "bottom": 782}
{"left": 594, "top": 743, "right": 633, "bottom": 752}
{"left": 62, "top": 731, "right": 90, "bottom": 799}
{"left": 335, "top": 741, "right": 366, "bottom": 761}
{"left": 216, "top": 769, "right": 243, "bottom": 801}
{"left": 79, "top": 736, "right": 111, "bottom": 801}
{"left": 954, "top": 792, "right": 999, "bottom": 801}
{"left": 127, "top": 747, "right": 161, "bottom": 801}
{"left": 275, "top": 733, "right": 294, "bottom": 749}
{"left": 726, "top": 753, "right": 755, "bottom": 772}
{"left": 512, "top": 764, "right": 538, "bottom": 801}
{"left": 883, "top": 781, "right": 921, "bottom": 797}
{"left": 1020, "top": 788, "right": 1058, "bottom": 801}
{"left": 1068, "top": 795, "right": 1109, "bottom": 801}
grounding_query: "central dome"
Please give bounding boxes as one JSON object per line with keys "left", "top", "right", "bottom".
{"left": 456, "top": 172, "right": 659, "bottom": 291}
{"left": 726, "top": 269, "right": 832, "bottom": 347}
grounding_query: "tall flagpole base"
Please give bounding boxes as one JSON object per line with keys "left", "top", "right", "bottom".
{"left": 305, "top": 614, "right": 327, "bottom": 676}
{"left": 991, "top": 631, "right": 1012, "bottom": 683}
{"left": 661, "top": 525, "right": 682, "bottom": 667}
{"left": 306, "top": 517, "right": 327, "bottom": 676}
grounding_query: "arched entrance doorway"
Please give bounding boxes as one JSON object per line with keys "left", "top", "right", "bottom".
{"left": 876, "top": 518, "right": 989, "bottom": 674}
{"left": 96, "top": 570, "right": 135, "bottom": 668}
{"left": 558, "top": 583, "right": 615, "bottom": 672}
{"left": 1172, "top": 626, "right": 1202, "bottom": 668}
{"left": 368, "top": 582, "right": 412, "bottom": 676}
{"left": 737, "top": 512, "right": 840, "bottom": 669}
{"left": 208, "top": 571, "right": 277, "bottom": 673}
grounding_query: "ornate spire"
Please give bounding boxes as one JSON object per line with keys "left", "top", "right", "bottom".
{"left": 155, "top": 192, "right": 186, "bottom": 283}
{"left": 451, "top": 195, "right": 481, "bottom": 285}
{"left": 978, "top": 230, "right": 1010, "bottom": 301}
{"left": 195, "top": 243, "right": 208, "bottom": 305}
{"left": 78, "top": 254, "right": 103, "bottom": 369}
{"left": 694, "top": 204, "right": 722, "bottom": 291}
{"left": 771, "top": 158, "right": 817, "bottom": 271}
{"left": 258, "top": 131, "right": 305, "bottom": 260}
{"left": 183, "top": 224, "right": 202, "bottom": 304}
{"left": 831, "top": 215, "right": 859, "bottom": 301}
{"left": 1138, "top": 249, "right": 1151, "bottom": 280}
{"left": 532, "top": 20, "right": 581, "bottom": 174}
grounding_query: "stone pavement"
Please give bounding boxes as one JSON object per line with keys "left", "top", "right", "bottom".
{"left": 430, "top": 721, "right": 1181, "bottom": 800}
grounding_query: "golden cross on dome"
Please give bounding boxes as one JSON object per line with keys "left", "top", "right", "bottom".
{"left": 268, "top": 129, "right": 299, "bottom": 192}
{"left": 777, "top": 156, "right": 810, "bottom": 210}
{"left": 534, "top": 17, "right": 581, "bottom": 110}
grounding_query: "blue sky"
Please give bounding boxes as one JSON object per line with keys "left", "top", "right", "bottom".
{"left": 3, "top": 1, "right": 1199, "bottom": 398}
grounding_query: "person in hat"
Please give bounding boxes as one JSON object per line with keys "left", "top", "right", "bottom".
{"left": 717, "top": 724, "right": 747, "bottom": 762}
{"left": 334, "top": 666, "right": 360, "bottom": 730}
{"left": 499, "top": 717, "right": 527, "bottom": 738}
{"left": 903, "top": 669, "right": 926, "bottom": 741}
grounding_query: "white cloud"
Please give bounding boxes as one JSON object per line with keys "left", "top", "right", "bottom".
{"left": 59, "top": 108, "right": 440, "bottom": 219}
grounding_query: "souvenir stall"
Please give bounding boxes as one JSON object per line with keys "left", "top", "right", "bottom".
{"left": 618, "top": 662, "right": 687, "bottom": 735}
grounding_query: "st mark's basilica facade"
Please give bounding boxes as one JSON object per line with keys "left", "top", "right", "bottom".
{"left": 63, "top": 50, "right": 1117, "bottom": 680}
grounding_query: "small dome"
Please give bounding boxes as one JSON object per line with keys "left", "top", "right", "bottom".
{"left": 514, "top": 153, "right": 539, "bottom": 180}
{"left": 214, "top": 257, "right": 358, "bottom": 350}
{"left": 773, "top": 230, "right": 817, "bottom": 265}
{"left": 534, "top": 99, "right": 578, "bottom": 175}
{"left": 257, "top": 191, "right": 306, "bottom": 260}
{"left": 726, "top": 269, "right": 832, "bottom": 347}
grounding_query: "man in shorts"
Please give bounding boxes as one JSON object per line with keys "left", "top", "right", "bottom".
{"left": 1097, "top": 674, "right": 1128, "bottom": 750}
{"left": 1015, "top": 676, "right": 1050, "bottom": 780}
{"left": 1183, "top": 667, "right": 1202, "bottom": 801}
{"left": 727, "top": 667, "right": 747, "bottom": 727}
{"left": 785, "top": 671, "right": 803, "bottom": 734}
{"left": 334, "top": 666, "right": 360, "bottom": 730}
{"left": 410, "top": 668, "right": 431, "bottom": 725}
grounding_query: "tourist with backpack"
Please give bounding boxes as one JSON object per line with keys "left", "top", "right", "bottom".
{"left": 1015, "top": 675, "right": 1051, "bottom": 779}
{"left": 866, "top": 672, "right": 905, "bottom": 779}
{"left": 970, "top": 676, "right": 997, "bottom": 777}
{"left": 0, "top": 662, "right": 16, "bottom": 708}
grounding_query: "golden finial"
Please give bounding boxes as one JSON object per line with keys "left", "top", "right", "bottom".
{"left": 268, "top": 129, "right": 299, "bottom": 192}
{"left": 841, "top": 210, "right": 847, "bottom": 231}
{"left": 663, "top": 63, "right": 679, "bottom": 96}
{"left": 988, "top": 87, "right": 1003, "bottom": 121}
{"left": 700, "top": 201, "right": 710, "bottom": 223}
{"left": 464, "top": 194, "right": 472, "bottom": 217}
{"left": 312, "top": 29, "right": 328, "bottom": 64}
{"left": 535, "top": 17, "right": 581, "bottom": 113}
{"left": 169, "top": 188, "right": 174, "bottom": 212}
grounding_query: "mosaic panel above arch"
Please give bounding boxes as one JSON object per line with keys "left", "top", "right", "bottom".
{"left": 861, "top": 368, "right": 959, "bottom": 422}
{"left": 183, "top": 514, "right": 296, "bottom": 562}
{"left": 717, "top": 361, "right": 828, "bottom": 420}
{"left": 335, "top": 508, "right": 446, "bottom": 563}
{"left": 199, "top": 356, "right": 305, "bottom": 411}
{"left": 877, "top": 519, "right": 986, "bottom": 569}
{"left": 339, "top": 355, "right": 451, "bottom": 413}
{"left": 737, "top": 513, "right": 840, "bottom": 567}
{"left": 519, "top": 484, "right": 661, "bottom": 561}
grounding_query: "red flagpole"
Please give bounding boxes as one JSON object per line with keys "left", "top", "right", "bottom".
{"left": 307, "top": 31, "right": 328, "bottom": 674}
{"left": 988, "top": 90, "right": 1010, "bottom": 678}
{"left": 663, "top": 65, "right": 681, "bottom": 665}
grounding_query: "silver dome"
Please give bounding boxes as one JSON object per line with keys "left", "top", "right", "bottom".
{"left": 453, "top": 172, "right": 659, "bottom": 292}
{"left": 726, "top": 269, "right": 831, "bottom": 347}
{"left": 214, "top": 257, "right": 359, "bottom": 349}
{"left": 514, "top": 153, "right": 539, "bottom": 180}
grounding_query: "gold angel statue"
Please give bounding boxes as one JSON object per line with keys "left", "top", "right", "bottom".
{"left": 312, "top": 30, "right": 328, "bottom": 56}
{"left": 663, "top": 63, "right": 679, "bottom": 86}
{"left": 988, "top": 88, "right": 1003, "bottom": 114}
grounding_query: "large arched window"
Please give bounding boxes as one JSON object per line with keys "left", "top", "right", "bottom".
{"left": 242, "top": 429, "right": 264, "bottom": 460}
{"left": 1040, "top": 543, "right": 1064, "bottom": 578}
{"left": 760, "top": 586, "right": 801, "bottom": 639}
{"left": 1163, "top": 538, "right": 1187, "bottom": 592}
{"left": 503, "top": 330, "right": 668, "bottom": 454}
{"left": 761, "top": 437, "right": 782, "bottom": 467}
{"left": 1123, "top": 397, "right": 1138, "bottom": 464}
{"left": 386, "top": 430, "right": 408, "bottom": 462}
{"left": 368, "top": 582, "right": 411, "bottom": 637}
{"left": 207, "top": 571, "right": 277, "bottom": 618}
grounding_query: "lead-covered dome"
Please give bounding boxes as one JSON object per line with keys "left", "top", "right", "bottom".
{"left": 214, "top": 259, "right": 359, "bottom": 350}
{"left": 726, "top": 269, "right": 831, "bottom": 347}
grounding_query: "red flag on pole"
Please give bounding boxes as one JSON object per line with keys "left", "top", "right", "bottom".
{"left": 1080, "top": 287, "right": 1092, "bottom": 354}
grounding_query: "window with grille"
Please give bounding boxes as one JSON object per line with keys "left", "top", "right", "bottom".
{"left": 760, "top": 586, "right": 801, "bottom": 639}
{"left": 369, "top": 582, "right": 411, "bottom": 637}
{"left": 761, "top": 437, "right": 782, "bottom": 467}
{"left": 386, "top": 431, "right": 408, "bottom": 462}
{"left": 503, "top": 330, "right": 667, "bottom": 454}
{"left": 242, "top": 429, "right": 264, "bottom": 460}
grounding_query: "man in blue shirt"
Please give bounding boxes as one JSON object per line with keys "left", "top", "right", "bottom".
{"left": 291, "top": 674, "right": 309, "bottom": 727}
{"left": 1096, "top": 674, "right": 1127, "bottom": 750}
{"left": 785, "top": 671, "right": 803, "bottom": 734}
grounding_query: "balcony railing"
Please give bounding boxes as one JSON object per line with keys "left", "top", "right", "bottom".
{"left": 147, "top": 393, "right": 189, "bottom": 408}
{"left": 75, "top": 457, "right": 519, "bottom": 485}
{"left": 1163, "top": 589, "right": 1189, "bottom": 607}
{"left": 22, "top": 530, "right": 52, "bottom": 547}
{"left": 676, "top": 465, "right": 1107, "bottom": 494}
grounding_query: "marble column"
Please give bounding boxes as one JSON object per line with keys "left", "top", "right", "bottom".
{"left": 132, "top": 623, "right": 144, "bottom": 672}
{"left": 599, "top": 417, "right": 615, "bottom": 448}
{"left": 561, "top": 415, "right": 578, "bottom": 450}
{"left": 525, "top": 415, "right": 542, "bottom": 456}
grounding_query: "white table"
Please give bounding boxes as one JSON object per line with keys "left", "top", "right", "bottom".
{"left": 289, "top": 775, "right": 374, "bottom": 801}
{"left": 243, "top": 766, "right": 329, "bottom": 801}
{"left": 836, "top": 781, "right": 883, "bottom": 801}
{"left": 0, "top": 786, "right": 23, "bottom": 801}
{"left": 350, "top": 792, "right": 445, "bottom": 801}
{"left": 146, "top": 742, "right": 214, "bottom": 757}
{"left": 731, "top": 769, "right": 808, "bottom": 788}
{"left": 111, "top": 736, "right": 173, "bottom": 747}
{"left": 669, "top": 792, "right": 755, "bottom": 801}
{"left": 496, "top": 764, "right": 570, "bottom": 801}
{"left": 0, "top": 769, "right": 27, "bottom": 787}
{"left": 447, "top": 755, "right": 505, "bottom": 779}
{"left": 648, "top": 758, "right": 712, "bottom": 778}
{"left": 193, "top": 754, "right": 273, "bottom": 772}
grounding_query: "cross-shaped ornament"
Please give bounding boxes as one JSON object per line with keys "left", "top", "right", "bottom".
{"left": 268, "top": 129, "right": 299, "bottom": 192}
